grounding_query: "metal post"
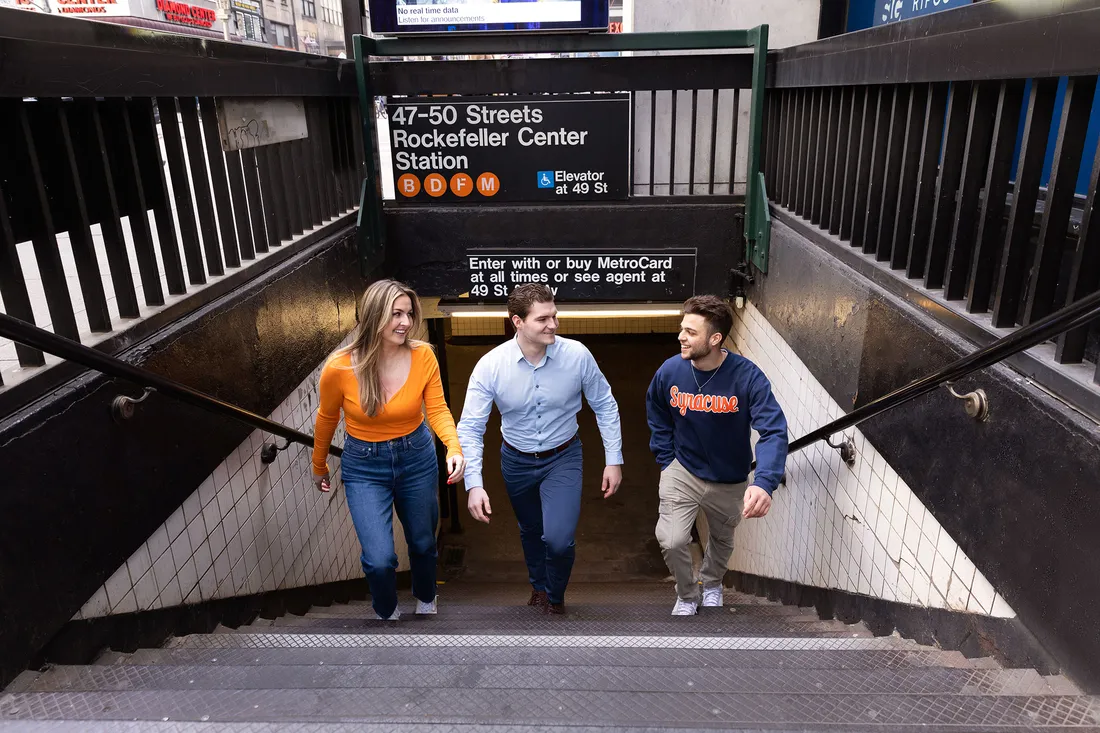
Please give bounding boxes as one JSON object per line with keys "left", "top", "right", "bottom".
{"left": 353, "top": 33, "right": 385, "bottom": 276}
{"left": 341, "top": 0, "right": 363, "bottom": 58}
{"left": 745, "top": 24, "right": 770, "bottom": 272}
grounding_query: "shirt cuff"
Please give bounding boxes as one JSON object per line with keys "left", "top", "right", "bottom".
{"left": 604, "top": 450, "right": 624, "bottom": 466}
{"left": 750, "top": 472, "right": 778, "bottom": 495}
{"left": 464, "top": 472, "right": 484, "bottom": 491}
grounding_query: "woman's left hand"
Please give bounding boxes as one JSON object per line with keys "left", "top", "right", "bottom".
{"left": 446, "top": 454, "right": 466, "bottom": 485}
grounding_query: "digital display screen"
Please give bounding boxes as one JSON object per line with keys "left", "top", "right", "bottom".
{"left": 368, "top": 0, "right": 610, "bottom": 35}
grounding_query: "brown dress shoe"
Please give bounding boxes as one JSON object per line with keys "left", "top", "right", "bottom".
{"left": 545, "top": 602, "right": 566, "bottom": 615}
{"left": 528, "top": 590, "right": 549, "bottom": 608}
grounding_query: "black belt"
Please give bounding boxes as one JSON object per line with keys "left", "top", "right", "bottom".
{"left": 503, "top": 434, "right": 577, "bottom": 460}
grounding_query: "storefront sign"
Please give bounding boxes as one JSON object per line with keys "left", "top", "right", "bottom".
{"left": 388, "top": 93, "right": 630, "bottom": 204}
{"left": 1, "top": 0, "right": 47, "bottom": 11}
{"left": 156, "top": 0, "right": 216, "bottom": 27}
{"left": 1, "top": 0, "right": 131, "bottom": 12}
{"left": 230, "top": 0, "right": 257, "bottom": 11}
{"left": 465, "top": 249, "right": 697, "bottom": 302}
{"left": 54, "top": 0, "right": 131, "bottom": 15}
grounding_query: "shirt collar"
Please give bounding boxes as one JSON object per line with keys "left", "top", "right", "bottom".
{"left": 510, "top": 335, "right": 559, "bottom": 365}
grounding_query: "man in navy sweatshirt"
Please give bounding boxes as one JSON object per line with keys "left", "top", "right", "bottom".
{"left": 646, "top": 295, "right": 789, "bottom": 616}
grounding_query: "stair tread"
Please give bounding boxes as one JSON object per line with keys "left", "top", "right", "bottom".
{"left": 347, "top": 583, "right": 778, "bottom": 607}
{"left": 2, "top": 688, "right": 1097, "bottom": 727}
{"left": 308, "top": 604, "right": 816, "bottom": 618}
{"left": 111, "top": 645, "right": 984, "bottom": 670}
{"left": 1, "top": 723, "right": 1094, "bottom": 733}
{"left": 235, "top": 615, "right": 873, "bottom": 637}
{"left": 18, "top": 664, "right": 1059, "bottom": 696}
{"left": 166, "top": 632, "right": 910, "bottom": 651}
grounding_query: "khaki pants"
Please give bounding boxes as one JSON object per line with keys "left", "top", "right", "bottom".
{"left": 655, "top": 459, "right": 745, "bottom": 603}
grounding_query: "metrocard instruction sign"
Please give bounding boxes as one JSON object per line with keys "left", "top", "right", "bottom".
{"left": 387, "top": 94, "right": 629, "bottom": 203}
{"left": 466, "top": 248, "right": 697, "bottom": 302}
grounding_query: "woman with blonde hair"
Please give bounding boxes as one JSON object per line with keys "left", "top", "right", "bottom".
{"left": 312, "top": 279, "right": 464, "bottom": 620}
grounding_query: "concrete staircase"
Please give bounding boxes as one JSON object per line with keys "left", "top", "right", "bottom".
{"left": 2, "top": 581, "right": 1097, "bottom": 731}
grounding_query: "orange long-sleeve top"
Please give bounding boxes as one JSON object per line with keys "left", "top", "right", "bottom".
{"left": 312, "top": 344, "right": 461, "bottom": 476}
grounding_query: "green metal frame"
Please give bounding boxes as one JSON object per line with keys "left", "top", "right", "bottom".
{"left": 352, "top": 26, "right": 771, "bottom": 278}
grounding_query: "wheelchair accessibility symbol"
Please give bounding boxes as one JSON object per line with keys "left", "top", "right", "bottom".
{"left": 537, "top": 171, "right": 554, "bottom": 189}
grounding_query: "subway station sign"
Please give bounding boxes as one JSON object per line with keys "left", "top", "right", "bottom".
{"left": 388, "top": 94, "right": 629, "bottom": 203}
{"left": 465, "top": 248, "right": 697, "bottom": 302}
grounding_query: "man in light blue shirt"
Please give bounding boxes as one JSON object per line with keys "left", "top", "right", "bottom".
{"left": 457, "top": 283, "right": 623, "bottom": 614}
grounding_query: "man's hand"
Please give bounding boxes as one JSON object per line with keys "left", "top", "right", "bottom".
{"left": 446, "top": 454, "right": 466, "bottom": 485}
{"left": 742, "top": 485, "right": 772, "bottom": 518}
{"left": 314, "top": 473, "right": 331, "bottom": 493}
{"left": 601, "top": 465, "right": 622, "bottom": 498}
{"left": 467, "top": 486, "right": 492, "bottom": 523}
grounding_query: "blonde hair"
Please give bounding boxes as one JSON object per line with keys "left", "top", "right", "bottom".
{"left": 333, "top": 279, "right": 426, "bottom": 417}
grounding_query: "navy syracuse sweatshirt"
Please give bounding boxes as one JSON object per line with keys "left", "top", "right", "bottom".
{"left": 646, "top": 351, "right": 789, "bottom": 494}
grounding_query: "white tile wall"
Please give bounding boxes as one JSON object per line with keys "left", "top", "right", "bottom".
{"left": 729, "top": 301, "right": 1014, "bottom": 618}
{"left": 75, "top": 343, "right": 413, "bottom": 619}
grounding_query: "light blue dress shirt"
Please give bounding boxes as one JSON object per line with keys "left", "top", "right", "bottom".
{"left": 457, "top": 336, "right": 624, "bottom": 490}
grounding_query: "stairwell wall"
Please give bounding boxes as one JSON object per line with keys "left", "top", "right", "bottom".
{"left": 729, "top": 301, "right": 1014, "bottom": 617}
{"left": 732, "top": 214, "right": 1100, "bottom": 689}
{"left": 0, "top": 229, "right": 367, "bottom": 686}
{"left": 71, "top": 337, "right": 412, "bottom": 621}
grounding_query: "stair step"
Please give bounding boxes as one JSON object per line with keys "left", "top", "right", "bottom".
{"left": 0, "top": 723, "right": 1094, "bottom": 733}
{"left": 1044, "top": 675, "right": 1084, "bottom": 696}
{"left": 166, "top": 631, "right": 913, "bottom": 651}
{"left": 311, "top": 603, "right": 817, "bottom": 618}
{"left": 117, "top": 645, "right": 981, "bottom": 670}
{"left": 15, "top": 663, "right": 1061, "bottom": 696}
{"left": 92, "top": 651, "right": 130, "bottom": 666}
{"left": 235, "top": 614, "right": 872, "bottom": 638}
{"left": 1, "top": 674, "right": 40, "bottom": 695}
{"left": 346, "top": 583, "right": 779, "bottom": 607}
{"left": 2, "top": 688, "right": 1097, "bottom": 727}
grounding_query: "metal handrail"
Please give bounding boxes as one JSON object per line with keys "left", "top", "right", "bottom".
{"left": 786, "top": 288, "right": 1100, "bottom": 458}
{"left": 0, "top": 312, "right": 341, "bottom": 460}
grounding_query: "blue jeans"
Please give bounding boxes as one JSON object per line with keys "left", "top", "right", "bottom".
{"left": 340, "top": 421, "right": 439, "bottom": 618}
{"left": 500, "top": 438, "right": 583, "bottom": 605}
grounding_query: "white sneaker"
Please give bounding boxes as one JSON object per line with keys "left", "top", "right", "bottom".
{"left": 671, "top": 598, "right": 698, "bottom": 616}
{"left": 416, "top": 597, "right": 437, "bottom": 615}
{"left": 375, "top": 609, "right": 401, "bottom": 621}
{"left": 702, "top": 585, "right": 724, "bottom": 607}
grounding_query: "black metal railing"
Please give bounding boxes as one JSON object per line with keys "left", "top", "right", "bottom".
{"left": 0, "top": 310, "right": 342, "bottom": 461}
{"left": 788, "top": 287, "right": 1100, "bottom": 458}
{"left": 0, "top": 10, "right": 364, "bottom": 388}
{"left": 764, "top": 0, "right": 1100, "bottom": 389}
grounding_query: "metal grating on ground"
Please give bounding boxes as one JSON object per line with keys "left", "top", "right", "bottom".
{"left": 4, "top": 580, "right": 1097, "bottom": 729}
{"left": 18, "top": 664, "right": 1061, "bottom": 696}
{"left": 1, "top": 723, "right": 1095, "bottom": 733}
{"left": 238, "top": 617, "right": 869, "bottom": 638}
{"left": 113, "top": 645, "right": 981, "bottom": 671}
{"left": 166, "top": 633, "right": 911, "bottom": 651}
{"left": 2, "top": 688, "right": 1099, "bottom": 727}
